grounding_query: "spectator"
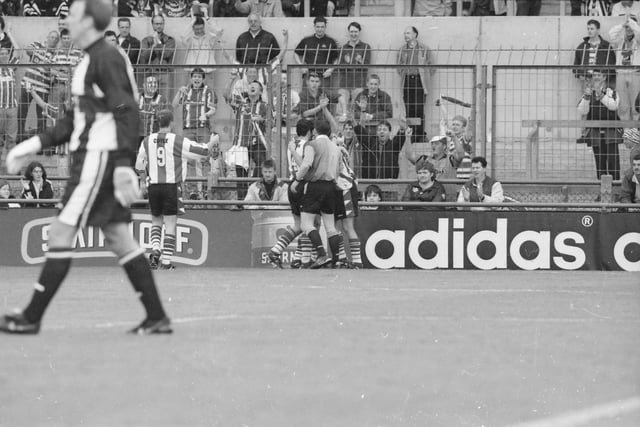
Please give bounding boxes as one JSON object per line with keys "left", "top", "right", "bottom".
{"left": 244, "top": 158, "right": 288, "bottom": 208}
{"left": 235, "top": 14, "right": 281, "bottom": 68}
{"left": 0, "top": 179, "right": 20, "bottom": 208}
{"left": 468, "top": 0, "right": 507, "bottom": 16}
{"left": 213, "top": 0, "right": 246, "bottom": 16}
{"left": 0, "top": 18, "right": 17, "bottom": 57}
{"left": 340, "top": 120, "right": 361, "bottom": 177}
{"left": 182, "top": 16, "right": 222, "bottom": 87}
{"left": 361, "top": 184, "right": 382, "bottom": 210}
{"left": 336, "top": 21, "right": 371, "bottom": 122}
{"left": 275, "top": 68, "right": 300, "bottom": 126}
{"left": 118, "top": 0, "right": 155, "bottom": 16}
{"left": 619, "top": 153, "right": 640, "bottom": 204}
{"left": 117, "top": 17, "right": 141, "bottom": 66}
{"left": 622, "top": 128, "right": 640, "bottom": 167}
{"left": 235, "top": 0, "right": 284, "bottom": 17}
{"left": 23, "top": 0, "right": 69, "bottom": 16}
{"left": 0, "top": 0, "right": 20, "bottom": 16}
{"left": 50, "top": 29, "right": 82, "bottom": 132}
{"left": 21, "top": 161, "right": 54, "bottom": 208}
{"left": 157, "top": 0, "right": 191, "bottom": 16}
{"left": 294, "top": 72, "right": 333, "bottom": 122}
{"left": 578, "top": 70, "right": 621, "bottom": 179}
{"left": 0, "top": 47, "right": 17, "bottom": 152}
{"left": 139, "top": 75, "right": 166, "bottom": 140}
{"left": 609, "top": 15, "right": 640, "bottom": 121}
{"left": 357, "top": 121, "right": 409, "bottom": 180}
{"left": 226, "top": 67, "right": 266, "bottom": 109}
{"left": 353, "top": 74, "right": 393, "bottom": 132}
{"left": 457, "top": 156, "right": 504, "bottom": 209}
{"left": 140, "top": 15, "right": 176, "bottom": 102}
{"left": 232, "top": 80, "right": 269, "bottom": 181}
{"left": 173, "top": 67, "right": 217, "bottom": 196}
{"left": 515, "top": 0, "right": 540, "bottom": 15}
{"left": 436, "top": 99, "right": 474, "bottom": 179}
{"left": 583, "top": 0, "right": 611, "bottom": 16}
{"left": 18, "top": 30, "right": 59, "bottom": 141}
{"left": 573, "top": 19, "right": 616, "bottom": 83}
{"left": 283, "top": 0, "right": 336, "bottom": 16}
{"left": 294, "top": 16, "right": 339, "bottom": 97}
{"left": 409, "top": 134, "right": 465, "bottom": 196}
{"left": 611, "top": 0, "right": 640, "bottom": 19}
{"left": 401, "top": 160, "right": 446, "bottom": 208}
{"left": 413, "top": 0, "right": 452, "bottom": 16}
{"left": 397, "top": 26, "right": 433, "bottom": 142}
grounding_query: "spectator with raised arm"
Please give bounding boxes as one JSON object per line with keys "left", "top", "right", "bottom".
{"left": 139, "top": 14, "right": 176, "bottom": 102}
{"left": 611, "top": 1, "right": 640, "bottom": 19}
{"left": 358, "top": 121, "right": 410, "bottom": 180}
{"left": 235, "top": 0, "right": 284, "bottom": 17}
{"left": 23, "top": 0, "right": 69, "bottom": 16}
{"left": 182, "top": 16, "right": 222, "bottom": 87}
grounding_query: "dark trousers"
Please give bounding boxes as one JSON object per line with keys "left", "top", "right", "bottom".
{"left": 18, "top": 88, "right": 46, "bottom": 141}
{"left": 403, "top": 75, "right": 425, "bottom": 139}
{"left": 516, "top": 0, "right": 541, "bottom": 15}
{"left": 593, "top": 142, "right": 620, "bottom": 180}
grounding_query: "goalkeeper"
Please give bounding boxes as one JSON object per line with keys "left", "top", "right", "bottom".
{"left": 0, "top": 0, "right": 171, "bottom": 335}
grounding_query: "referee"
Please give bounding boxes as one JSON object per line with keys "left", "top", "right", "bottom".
{"left": 290, "top": 119, "right": 343, "bottom": 269}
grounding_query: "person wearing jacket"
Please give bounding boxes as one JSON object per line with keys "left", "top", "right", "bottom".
{"left": 573, "top": 19, "right": 616, "bottom": 83}
{"left": 21, "top": 161, "right": 54, "bottom": 207}
{"left": 608, "top": 15, "right": 640, "bottom": 121}
{"left": 620, "top": 153, "right": 640, "bottom": 204}
{"left": 244, "top": 158, "right": 288, "bottom": 209}
{"left": 457, "top": 156, "right": 504, "bottom": 210}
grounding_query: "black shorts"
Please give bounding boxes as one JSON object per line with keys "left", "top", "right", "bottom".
{"left": 148, "top": 183, "right": 179, "bottom": 216}
{"left": 288, "top": 183, "right": 304, "bottom": 217}
{"left": 302, "top": 180, "right": 336, "bottom": 215}
{"left": 59, "top": 150, "right": 131, "bottom": 228}
{"left": 334, "top": 184, "right": 360, "bottom": 220}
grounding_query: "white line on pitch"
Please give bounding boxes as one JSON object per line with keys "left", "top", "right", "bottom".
{"left": 508, "top": 396, "right": 640, "bottom": 427}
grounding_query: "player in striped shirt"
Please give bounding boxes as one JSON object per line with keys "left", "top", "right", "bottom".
{"left": 135, "top": 109, "right": 214, "bottom": 270}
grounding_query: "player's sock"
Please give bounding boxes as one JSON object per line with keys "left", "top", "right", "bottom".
{"left": 349, "top": 238, "right": 362, "bottom": 264}
{"left": 120, "top": 248, "right": 166, "bottom": 320}
{"left": 271, "top": 226, "right": 299, "bottom": 255}
{"left": 161, "top": 234, "right": 176, "bottom": 265}
{"left": 23, "top": 248, "right": 73, "bottom": 323}
{"left": 307, "top": 229, "right": 326, "bottom": 257}
{"left": 300, "top": 236, "right": 312, "bottom": 263}
{"left": 150, "top": 225, "right": 162, "bottom": 251}
{"left": 293, "top": 238, "right": 303, "bottom": 261}
{"left": 328, "top": 234, "right": 342, "bottom": 263}
{"left": 338, "top": 238, "right": 347, "bottom": 261}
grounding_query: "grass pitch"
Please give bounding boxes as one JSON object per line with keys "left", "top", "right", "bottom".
{"left": 1, "top": 268, "right": 639, "bottom": 427}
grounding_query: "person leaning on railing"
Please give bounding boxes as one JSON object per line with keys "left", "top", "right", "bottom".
{"left": 622, "top": 127, "right": 640, "bottom": 167}
{"left": 457, "top": 156, "right": 504, "bottom": 211}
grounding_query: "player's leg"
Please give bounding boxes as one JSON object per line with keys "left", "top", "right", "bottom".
{"left": 147, "top": 184, "right": 164, "bottom": 269}
{"left": 159, "top": 215, "right": 177, "bottom": 269}
{"left": 0, "top": 219, "right": 77, "bottom": 334}
{"left": 102, "top": 222, "right": 171, "bottom": 334}
{"left": 343, "top": 185, "right": 362, "bottom": 268}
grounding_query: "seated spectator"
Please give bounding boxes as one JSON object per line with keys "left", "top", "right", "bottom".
{"left": 401, "top": 160, "right": 446, "bottom": 208}
{"left": 409, "top": 134, "right": 465, "bottom": 195}
{"left": 23, "top": 0, "right": 69, "bottom": 17}
{"left": 611, "top": 0, "right": 640, "bottom": 19}
{"left": 361, "top": 184, "right": 382, "bottom": 210}
{"left": 244, "top": 158, "right": 288, "bottom": 208}
{"left": 622, "top": 128, "right": 640, "bottom": 167}
{"left": 21, "top": 161, "right": 54, "bottom": 208}
{"left": 620, "top": 153, "right": 640, "bottom": 204}
{"left": 413, "top": 0, "right": 452, "bottom": 16}
{"left": 0, "top": 179, "right": 20, "bottom": 208}
{"left": 235, "top": 0, "right": 284, "bottom": 17}
{"left": 457, "top": 156, "right": 504, "bottom": 210}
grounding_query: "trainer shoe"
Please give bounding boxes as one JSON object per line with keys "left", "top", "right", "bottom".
{"left": 268, "top": 251, "right": 283, "bottom": 269}
{"left": 159, "top": 263, "right": 176, "bottom": 270}
{"left": 351, "top": 262, "right": 363, "bottom": 269}
{"left": 0, "top": 312, "right": 41, "bottom": 334}
{"left": 290, "top": 259, "right": 302, "bottom": 269}
{"left": 310, "top": 255, "right": 332, "bottom": 269}
{"left": 128, "top": 316, "right": 172, "bottom": 335}
{"left": 148, "top": 249, "right": 161, "bottom": 270}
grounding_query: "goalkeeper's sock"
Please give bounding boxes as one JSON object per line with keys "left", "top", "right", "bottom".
{"left": 120, "top": 248, "right": 166, "bottom": 320}
{"left": 161, "top": 234, "right": 176, "bottom": 265}
{"left": 271, "top": 226, "right": 299, "bottom": 255}
{"left": 328, "top": 234, "right": 342, "bottom": 263}
{"left": 23, "top": 248, "right": 73, "bottom": 323}
{"left": 349, "top": 238, "right": 362, "bottom": 264}
{"left": 150, "top": 225, "right": 162, "bottom": 251}
{"left": 307, "top": 229, "right": 326, "bottom": 258}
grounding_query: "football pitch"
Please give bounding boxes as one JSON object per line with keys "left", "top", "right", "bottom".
{"left": 1, "top": 267, "right": 639, "bottom": 427}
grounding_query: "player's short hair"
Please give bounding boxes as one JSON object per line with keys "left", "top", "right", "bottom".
{"left": 348, "top": 21, "right": 361, "bottom": 31}
{"left": 314, "top": 120, "right": 331, "bottom": 136}
{"left": 587, "top": 19, "right": 600, "bottom": 29}
{"left": 262, "top": 159, "right": 276, "bottom": 170}
{"left": 314, "top": 16, "right": 327, "bottom": 25}
{"left": 82, "top": 0, "right": 112, "bottom": 32}
{"left": 191, "top": 67, "right": 206, "bottom": 78}
{"left": 471, "top": 156, "right": 488, "bottom": 168}
{"left": 296, "top": 119, "right": 314, "bottom": 137}
{"left": 452, "top": 115, "right": 467, "bottom": 127}
{"left": 158, "top": 109, "right": 174, "bottom": 128}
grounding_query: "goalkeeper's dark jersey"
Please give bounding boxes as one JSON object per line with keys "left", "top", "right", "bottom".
{"left": 38, "top": 38, "right": 139, "bottom": 168}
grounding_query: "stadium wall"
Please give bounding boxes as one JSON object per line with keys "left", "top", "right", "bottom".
{"left": 1, "top": 209, "right": 638, "bottom": 271}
